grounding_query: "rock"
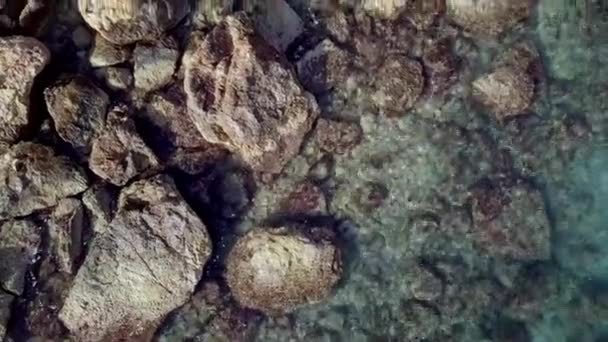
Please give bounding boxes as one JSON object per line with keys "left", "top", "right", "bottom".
{"left": 95, "top": 66, "right": 133, "bottom": 91}
{"left": 472, "top": 66, "right": 534, "bottom": 120}
{"left": 82, "top": 182, "right": 118, "bottom": 234}
{"left": 142, "top": 84, "right": 230, "bottom": 174}
{"left": 446, "top": 0, "right": 532, "bottom": 36}
{"left": 19, "top": 0, "right": 53, "bottom": 37}
{"left": 470, "top": 181, "right": 551, "bottom": 261}
{"left": 0, "top": 219, "right": 41, "bottom": 295}
{"left": 354, "top": 181, "right": 390, "bottom": 213}
{"left": 371, "top": 55, "right": 424, "bottom": 116}
{"left": 226, "top": 226, "right": 342, "bottom": 314}
{"left": 409, "top": 265, "right": 444, "bottom": 302}
{"left": 0, "top": 291, "right": 13, "bottom": 340}
{"left": 423, "top": 37, "right": 458, "bottom": 96}
{"left": 251, "top": 0, "right": 303, "bottom": 52}
{"left": 89, "top": 34, "right": 131, "bottom": 67}
{"left": 192, "top": 0, "right": 233, "bottom": 29}
{"left": 184, "top": 14, "right": 319, "bottom": 174}
{"left": 296, "top": 39, "right": 354, "bottom": 96}
{"left": 360, "top": 0, "right": 409, "bottom": 19}
{"left": 0, "top": 143, "right": 89, "bottom": 220}
{"left": 133, "top": 36, "right": 178, "bottom": 92}
{"left": 404, "top": 0, "right": 445, "bottom": 31}
{"left": 46, "top": 198, "right": 85, "bottom": 275}
{"left": 279, "top": 180, "right": 327, "bottom": 214}
{"left": 313, "top": 118, "right": 363, "bottom": 155}
{"left": 24, "top": 272, "right": 72, "bottom": 340}
{"left": 44, "top": 76, "right": 109, "bottom": 153}
{"left": 0, "top": 36, "right": 50, "bottom": 142}
{"left": 59, "top": 175, "right": 212, "bottom": 341}
{"left": 89, "top": 105, "right": 159, "bottom": 186}
{"left": 71, "top": 25, "right": 92, "bottom": 49}
{"left": 77, "top": 0, "right": 190, "bottom": 45}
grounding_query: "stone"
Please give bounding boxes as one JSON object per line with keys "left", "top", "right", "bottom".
{"left": 59, "top": 175, "right": 212, "bottom": 341}
{"left": 472, "top": 66, "right": 534, "bottom": 120}
{"left": 371, "top": 55, "right": 424, "bottom": 116}
{"left": 184, "top": 14, "right": 319, "bottom": 174}
{"left": 296, "top": 39, "right": 354, "bottom": 96}
{"left": 423, "top": 37, "right": 458, "bottom": 96}
{"left": 226, "top": 226, "right": 342, "bottom": 314}
{"left": 89, "top": 105, "right": 159, "bottom": 186}
{"left": 279, "top": 180, "right": 327, "bottom": 214}
{"left": 0, "top": 36, "right": 50, "bottom": 142}
{"left": 89, "top": 34, "right": 131, "bottom": 67}
{"left": 46, "top": 198, "right": 85, "bottom": 275}
{"left": 360, "top": 0, "right": 409, "bottom": 19}
{"left": 0, "top": 143, "right": 89, "bottom": 220}
{"left": 0, "top": 219, "right": 41, "bottom": 295}
{"left": 251, "top": 0, "right": 303, "bottom": 52}
{"left": 44, "top": 76, "right": 109, "bottom": 153}
{"left": 133, "top": 36, "right": 178, "bottom": 92}
{"left": 142, "top": 84, "right": 230, "bottom": 175}
{"left": 313, "top": 118, "right": 363, "bottom": 155}
{"left": 470, "top": 181, "right": 551, "bottom": 261}
{"left": 192, "top": 0, "right": 233, "bottom": 29}
{"left": 0, "top": 291, "right": 13, "bottom": 340}
{"left": 446, "top": 0, "right": 532, "bottom": 36}
{"left": 19, "top": 0, "right": 53, "bottom": 37}
{"left": 77, "top": 0, "right": 190, "bottom": 45}
{"left": 82, "top": 182, "right": 118, "bottom": 234}
{"left": 95, "top": 66, "right": 132, "bottom": 91}
{"left": 409, "top": 265, "right": 444, "bottom": 302}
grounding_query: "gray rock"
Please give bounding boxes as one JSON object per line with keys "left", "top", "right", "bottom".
{"left": 133, "top": 36, "right": 179, "bottom": 92}
{"left": 0, "top": 219, "right": 41, "bottom": 295}
{"left": 251, "top": 0, "right": 303, "bottom": 52}
{"left": 95, "top": 66, "right": 133, "bottom": 91}
{"left": 447, "top": 0, "right": 533, "bottom": 36}
{"left": 59, "top": 175, "right": 212, "bottom": 341}
{"left": 0, "top": 142, "right": 89, "bottom": 220}
{"left": 71, "top": 25, "right": 92, "bottom": 49}
{"left": 77, "top": 0, "right": 190, "bottom": 45}
{"left": 192, "top": 0, "right": 233, "bottom": 29}
{"left": 0, "top": 291, "right": 14, "bottom": 341}
{"left": 296, "top": 39, "right": 354, "bottom": 96}
{"left": 184, "top": 14, "right": 319, "bottom": 173}
{"left": 44, "top": 76, "right": 109, "bottom": 153}
{"left": 47, "top": 198, "right": 85, "bottom": 275}
{"left": 226, "top": 226, "right": 342, "bottom": 315}
{"left": 0, "top": 36, "right": 50, "bottom": 142}
{"left": 89, "top": 34, "right": 131, "bottom": 67}
{"left": 89, "top": 105, "right": 159, "bottom": 186}
{"left": 82, "top": 182, "right": 118, "bottom": 234}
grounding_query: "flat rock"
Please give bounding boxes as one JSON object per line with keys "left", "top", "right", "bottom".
{"left": 447, "top": 0, "right": 532, "bottom": 36}
{"left": 89, "top": 105, "right": 159, "bottom": 186}
{"left": 78, "top": 0, "right": 190, "bottom": 45}
{"left": 0, "top": 291, "right": 13, "bottom": 341}
{"left": 134, "top": 36, "right": 178, "bottom": 92}
{"left": 251, "top": 0, "right": 303, "bottom": 52}
{"left": 0, "top": 142, "right": 89, "bottom": 220}
{"left": 226, "top": 226, "right": 342, "bottom": 314}
{"left": 44, "top": 76, "right": 109, "bottom": 153}
{"left": 46, "top": 198, "right": 85, "bottom": 275}
{"left": 0, "top": 219, "right": 41, "bottom": 295}
{"left": 89, "top": 34, "right": 131, "bottom": 67}
{"left": 0, "top": 36, "right": 50, "bottom": 142}
{"left": 59, "top": 175, "right": 212, "bottom": 341}
{"left": 184, "top": 14, "right": 319, "bottom": 174}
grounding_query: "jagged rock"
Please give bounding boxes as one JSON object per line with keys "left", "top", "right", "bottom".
{"left": 44, "top": 76, "right": 109, "bottom": 153}
{"left": 470, "top": 181, "right": 551, "bottom": 260}
{"left": 296, "top": 39, "right": 354, "bottom": 96}
{"left": 279, "top": 180, "right": 327, "bottom": 214}
{"left": 226, "top": 226, "right": 342, "bottom": 314}
{"left": 0, "top": 143, "right": 89, "bottom": 220}
{"left": 89, "top": 105, "right": 159, "bottom": 186}
{"left": 82, "top": 182, "right": 118, "bottom": 234}
{"left": 95, "top": 66, "right": 133, "bottom": 91}
{"left": 371, "top": 55, "right": 424, "bottom": 116}
{"left": 77, "top": 0, "right": 190, "bottom": 45}
{"left": 0, "top": 36, "right": 50, "bottom": 142}
{"left": 133, "top": 36, "right": 178, "bottom": 92}
{"left": 251, "top": 0, "right": 303, "bottom": 52}
{"left": 59, "top": 175, "right": 212, "bottom": 341}
{"left": 184, "top": 14, "right": 319, "bottom": 174}
{"left": 89, "top": 34, "right": 131, "bottom": 67}
{"left": 472, "top": 66, "right": 534, "bottom": 119}
{"left": 46, "top": 198, "right": 85, "bottom": 275}
{"left": 0, "top": 291, "right": 13, "bottom": 341}
{"left": 192, "top": 0, "right": 233, "bottom": 29}
{"left": 446, "top": 0, "right": 532, "bottom": 36}
{"left": 142, "top": 84, "right": 230, "bottom": 174}
{"left": 313, "top": 118, "right": 363, "bottom": 155}
{"left": 0, "top": 219, "right": 41, "bottom": 295}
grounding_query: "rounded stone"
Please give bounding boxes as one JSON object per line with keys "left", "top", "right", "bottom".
{"left": 226, "top": 227, "right": 342, "bottom": 315}
{"left": 472, "top": 66, "right": 534, "bottom": 119}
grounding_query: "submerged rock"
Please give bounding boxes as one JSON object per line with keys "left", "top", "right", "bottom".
{"left": 313, "top": 118, "right": 363, "bottom": 155}
{"left": 472, "top": 66, "right": 534, "bottom": 120}
{"left": 371, "top": 55, "right": 424, "bottom": 116}
{"left": 446, "top": 0, "right": 532, "bottom": 36}
{"left": 133, "top": 36, "right": 178, "bottom": 92}
{"left": 279, "top": 180, "right": 327, "bottom": 214}
{"left": 296, "top": 39, "right": 354, "bottom": 96}
{"left": 59, "top": 175, "right": 212, "bottom": 341}
{"left": 77, "top": 0, "right": 190, "bottom": 45}
{"left": 89, "top": 34, "right": 131, "bottom": 67}
{"left": 0, "top": 219, "right": 41, "bottom": 295}
{"left": 0, "top": 143, "right": 89, "bottom": 220}
{"left": 0, "top": 36, "right": 50, "bottom": 142}
{"left": 226, "top": 226, "right": 342, "bottom": 314}
{"left": 184, "top": 14, "right": 319, "bottom": 174}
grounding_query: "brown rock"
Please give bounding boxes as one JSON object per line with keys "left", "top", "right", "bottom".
{"left": 59, "top": 175, "right": 212, "bottom": 342}
{"left": 44, "top": 76, "right": 109, "bottom": 153}
{"left": 133, "top": 36, "right": 179, "bottom": 92}
{"left": 446, "top": 0, "right": 532, "bottom": 36}
{"left": 0, "top": 36, "right": 50, "bottom": 142}
{"left": 280, "top": 181, "right": 327, "bottom": 214}
{"left": 296, "top": 39, "right": 354, "bottom": 96}
{"left": 423, "top": 38, "right": 458, "bottom": 96}
{"left": 0, "top": 219, "right": 41, "bottom": 295}
{"left": 359, "top": 0, "right": 409, "bottom": 19}
{"left": 314, "top": 118, "right": 363, "bottom": 155}
{"left": 226, "top": 226, "right": 342, "bottom": 314}
{"left": 46, "top": 198, "right": 85, "bottom": 275}
{"left": 472, "top": 66, "right": 534, "bottom": 119}
{"left": 371, "top": 55, "right": 424, "bottom": 116}
{"left": 0, "top": 142, "right": 89, "bottom": 220}
{"left": 89, "top": 34, "right": 131, "bottom": 67}
{"left": 89, "top": 105, "right": 159, "bottom": 186}
{"left": 184, "top": 14, "right": 319, "bottom": 174}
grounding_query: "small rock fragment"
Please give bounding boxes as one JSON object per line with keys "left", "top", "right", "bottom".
{"left": 95, "top": 66, "right": 133, "bottom": 91}
{"left": 251, "top": 0, "right": 304, "bottom": 52}
{"left": 59, "top": 175, "right": 212, "bottom": 341}
{"left": 0, "top": 143, "right": 89, "bottom": 220}
{"left": 472, "top": 66, "right": 534, "bottom": 119}
{"left": 89, "top": 34, "right": 131, "bottom": 67}
{"left": 0, "top": 36, "right": 50, "bottom": 142}
{"left": 446, "top": 0, "right": 532, "bottom": 36}
{"left": 44, "top": 76, "right": 109, "bottom": 153}
{"left": 314, "top": 118, "right": 363, "bottom": 155}
{"left": 133, "top": 36, "right": 179, "bottom": 92}
{"left": 184, "top": 14, "right": 319, "bottom": 174}
{"left": 226, "top": 226, "right": 342, "bottom": 314}
{"left": 192, "top": 0, "right": 233, "bottom": 29}
{"left": 296, "top": 39, "right": 354, "bottom": 96}
{"left": 89, "top": 105, "right": 159, "bottom": 186}
{"left": 371, "top": 55, "right": 424, "bottom": 116}
{"left": 77, "top": 0, "right": 190, "bottom": 45}
{"left": 47, "top": 198, "right": 85, "bottom": 275}
{"left": 0, "top": 291, "right": 13, "bottom": 340}
{"left": 280, "top": 181, "right": 327, "bottom": 214}
{"left": 0, "top": 219, "right": 41, "bottom": 295}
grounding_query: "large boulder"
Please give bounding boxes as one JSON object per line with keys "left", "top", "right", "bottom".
{"left": 183, "top": 14, "right": 319, "bottom": 174}
{"left": 0, "top": 36, "right": 50, "bottom": 142}
{"left": 59, "top": 175, "right": 212, "bottom": 341}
